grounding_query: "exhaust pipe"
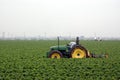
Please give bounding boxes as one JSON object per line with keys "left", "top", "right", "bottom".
{"left": 76, "top": 37, "right": 79, "bottom": 45}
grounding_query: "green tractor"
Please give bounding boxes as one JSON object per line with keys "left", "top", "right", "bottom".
{"left": 47, "top": 37, "right": 90, "bottom": 58}
{"left": 47, "top": 37, "right": 108, "bottom": 59}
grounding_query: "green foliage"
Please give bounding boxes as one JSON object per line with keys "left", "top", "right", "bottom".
{"left": 0, "top": 40, "right": 120, "bottom": 80}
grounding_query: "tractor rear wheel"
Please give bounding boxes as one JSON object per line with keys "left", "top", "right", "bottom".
{"left": 48, "top": 50, "right": 63, "bottom": 59}
{"left": 70, "top": 45, "right": 88, "bottom": 58}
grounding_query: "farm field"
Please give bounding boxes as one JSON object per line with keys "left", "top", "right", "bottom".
{"left": 0, "top": 40, "right": 120, "bottom": 80}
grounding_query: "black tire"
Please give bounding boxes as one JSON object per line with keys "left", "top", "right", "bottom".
{"left": 70, "top": 45, "right": 88, "bottom": 58}
{"left": 48, "top": 50, "right": 63, "bottom": 59}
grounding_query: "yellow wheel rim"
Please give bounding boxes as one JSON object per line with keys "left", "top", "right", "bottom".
{"left": 72, "top": 48, "right": 86, "bottom": 58}
{"left": 51, "top": 53, "right": 61, "bottom": 59}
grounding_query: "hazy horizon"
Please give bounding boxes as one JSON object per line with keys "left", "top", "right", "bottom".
{"left": 0, "top": 0, "right": 120, "bottom": 38}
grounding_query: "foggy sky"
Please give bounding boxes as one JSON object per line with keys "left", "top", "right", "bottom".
{"left": 0, "top": 0, "right": 120, "bottom": 37}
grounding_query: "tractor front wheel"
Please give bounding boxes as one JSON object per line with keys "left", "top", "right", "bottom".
{"left": 48, "top": 50, "right": 63, "bottom": 59}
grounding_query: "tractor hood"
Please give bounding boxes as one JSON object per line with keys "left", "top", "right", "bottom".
{"left": 50, "top": 45, "right": 67, "bottom": 51}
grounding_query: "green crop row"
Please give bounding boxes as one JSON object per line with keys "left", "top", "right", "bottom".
{"left": 0, "top": 40, "right": 120, "bottom": 80}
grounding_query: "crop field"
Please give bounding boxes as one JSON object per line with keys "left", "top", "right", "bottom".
{"left": 0, "top": 40, "right": 120, "bottom": 80}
